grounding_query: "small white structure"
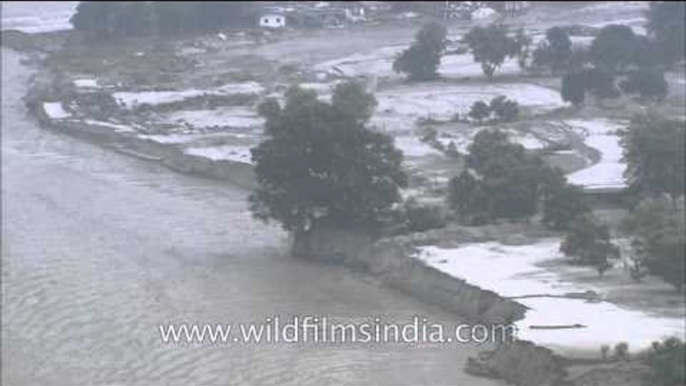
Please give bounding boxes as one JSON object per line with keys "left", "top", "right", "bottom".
{"left": 259, "top": 14, "right": 286, "bottom": 28}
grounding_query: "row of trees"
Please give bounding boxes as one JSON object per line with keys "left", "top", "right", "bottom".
{"left": 504, "top": 2, "right": 683, "bottom": 78}
{"left": 393, "top": 1, "right": 685, "bottom": 74}
{"left": 393, "top": 2, "right": 683, "bottom": 106}
{"left": 392, "top": 22, "right": 526, "bottom": 81}
{"left": 558, "top": 23, "right": 673, "bottom": 105}
{"left": 71, "top": 1, "right": 255, "bottom": 40}
{"left": 393, "top": 22, "right": 531, "bottom": 81}
{"left": 551, "top": 2, "right": 684, "bottom": 105}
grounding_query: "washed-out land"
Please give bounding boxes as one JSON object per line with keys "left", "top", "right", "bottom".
{"left": 3, "top": 1, "right": 685, "bottom": 385}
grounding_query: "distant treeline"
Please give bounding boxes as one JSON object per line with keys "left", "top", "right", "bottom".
{"left": 70, "top": 2, "right": 256, "bottom": 40}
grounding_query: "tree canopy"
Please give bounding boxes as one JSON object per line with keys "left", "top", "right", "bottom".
{"left": 590, "top": 24, "right": 638, "bottom": 72}
{"left": 448, "top": 129, "right": 589, "bottom": 227}
{"left": 250, "top": 82, "right": 407, "bottom": 233}
{"left": 560, "top": 214, "right": 618, "bottom": 276}
{"left": 393, "top": 22, "right": 447, "bottom": 81}
{"left": 331, "top": 80, "right": 378, "bottom": 123}
{"left": 463, "top": 24, "right": 518, "bottom": 77}
{"left": 560, "top": 67, "right": 620, "bottom": 107}
{"left": 532, "top": 27, "right": 572, "bottom": 74}
{"left": 623, "top": 197, "right": 685, "bottom": 291}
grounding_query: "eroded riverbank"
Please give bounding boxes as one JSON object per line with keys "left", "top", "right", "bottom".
{"left": 2, "top": 47, "right": 508, "bottom": 385}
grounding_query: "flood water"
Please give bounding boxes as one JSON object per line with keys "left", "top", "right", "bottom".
{"left": 1, "top": 48, "right": 500, "bottom": 385}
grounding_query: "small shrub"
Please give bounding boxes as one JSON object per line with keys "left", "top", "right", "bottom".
{"left": 257, "top": 97, "right": 281, "bottom": 119}
{"left": 278, "top": 64, "right": 298, "bottom": 75}
{"left": 614, "top": 342, "right": 630, "bottom": 360}
{"left": 490, "top": 95, "right": 519, "bottom": 122}
{"left": 72, "top": 91, "right": 121, "bottom": 120}
{"left": 421, "top": 127, "right": 438, "bottom": 143}
{"left": 468, "top": 100, "right": 491, "bottom": 123}
{"left": 445, "top": 141, "right": 461, "bottom": 159}
{"left": 397, "top": 198, "right": 447, "bottom": 234}
{"left": 600, "top": 344, "right": 610, "bottom": 361}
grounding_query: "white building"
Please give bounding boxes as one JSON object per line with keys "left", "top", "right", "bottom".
{"left": 259, "top": 14, "right": 286, "bottom": 28}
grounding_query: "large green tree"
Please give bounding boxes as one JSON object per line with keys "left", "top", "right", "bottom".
{"left": 455, "top": 130, "right": 548, "bottom": 222}
{"left": 250, "top": 83, "right": 407, "bottom": 233}
{"left": 478, "top": 150, "right": 542, "bottom": 221}
{"left": 331, "top": 80, "right": 378, "bottom": 123}
{"left": 533, "top": 27, "right": 573, "bottom": 74}
{"left": 465, "top": 129, "right": 519, "bottom": 170}
{"left": 590, "top": 24, "right": 638, "bottom": 72}
{"left": 560, "top": 214, "right": 619, "bottom": 276}
{"left": 463, "top": 24, "right": 518, "bottom": 77}
{"left": 393, "top": 22, "right": 447, "bottom": 81}
{"left": 451, "top": 130, "right": 589, "bottom": 227}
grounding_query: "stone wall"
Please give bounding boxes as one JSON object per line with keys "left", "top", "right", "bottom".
{"left": 292, "top": 226, "right": 527, "bottom": 325}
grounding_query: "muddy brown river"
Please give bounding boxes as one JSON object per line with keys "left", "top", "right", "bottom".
{"left": 1, "top": 48, "right": 500, "bottom": 385}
